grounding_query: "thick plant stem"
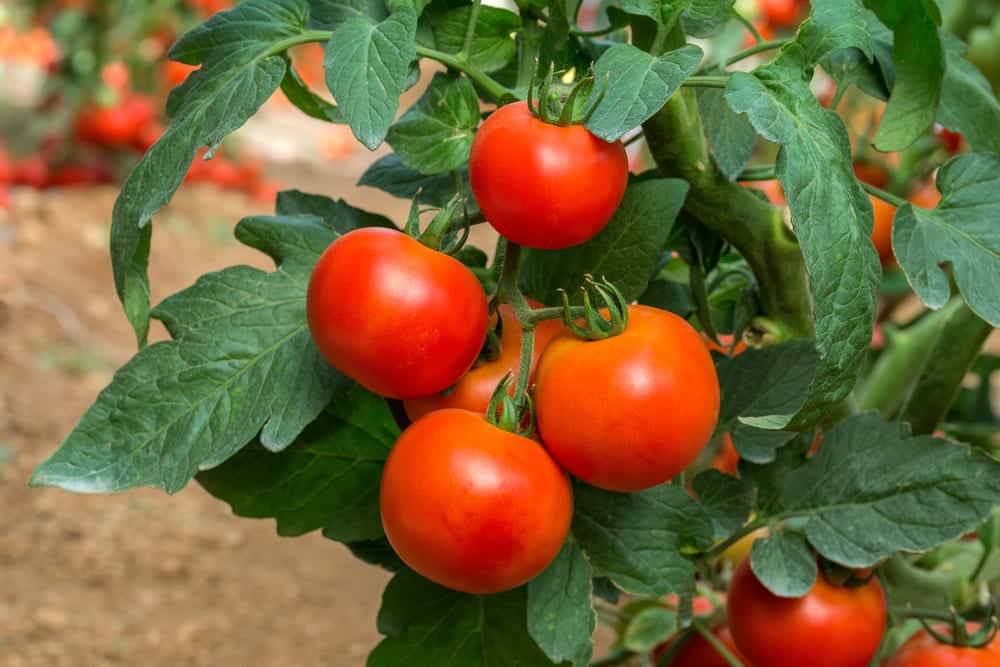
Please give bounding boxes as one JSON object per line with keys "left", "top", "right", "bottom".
{"left": 855, "top": 299, "right": 963, "bottom": 417}
{"left": 639, "top": 23, "right": 813, "bottom": 342}
{"left": 692, "top": 620, "right": 745, "bottom": 667}
{"left": 898, "top": 301, "right": 993, "bottom": 435}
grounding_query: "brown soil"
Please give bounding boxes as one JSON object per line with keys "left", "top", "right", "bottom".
{"left": 0, "top": 152, "right": 414, "bottom": 666}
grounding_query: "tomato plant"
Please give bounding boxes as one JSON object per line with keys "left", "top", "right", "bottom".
{"left": 25, "top": 0, "right": 1000, "bottom": 665}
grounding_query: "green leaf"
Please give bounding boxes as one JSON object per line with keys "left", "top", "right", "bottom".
{"left": 419, "top": 4, "right": 520, "bottom": 73}
{"left": 586, "top": 44, "right": 703, "bottom": 142}
{"left": 638, "top": 279, "right": 695, "bottom": 317}
{"left": 346, "top": 538, "right": 406, "bottom": 572}
{"left": 358, "top": 153, "right": 471, "bottom": 206}
{"left": 370, "top": 570, "right": 558, "bottom": 666}
{"left": 30, "top": 216, "right": 345, "bottom": 494}
{"left": 387, "top": 72, "right": 480, "bottom": 175}
{"left": 937, "top": 35, "right": 1000, "bottom": 154}
{"left": 863, "top": 0, "right": 943, "bottom": 151}
{"left": 696, "top": 85, "right": 756, "bottom": 181}
{"left": 623, "top": 606, "right": 676, "bottom": 653}
{"left": 521, "top": 179, "right": 689, "bottom": 305}
{"left": 730, "top": 423, "right": 797, "bottom": 463}
{"left": 113, "top": 0, "right": 311, "bottom": 345}
{"left": 725, "top": 47, "right": 880, "bottom": 427}
{"left": 572, "top": 483, "right": 714, "bottom": 597}
{"left": 527, "top": 539, "right": 595, "bottom": 667}
{"left": 279, "top": 62, "right": 345, "bottom": 123}
{"left": 749, "top": 530, "right": 817, "bottom": 597}
{"left": 606, "top": 0, "right": 686, "bottom": 24}
{"left": 308, "top": 0, "right": 387, "bottom": 30}
{"left": 769, "top": 413, "right": 1000, "bottom": 567}
{"left": 692, "top": 470, "right": 753, "bottom": 540}
{"left": 892, "top": 153, "right": 1000, "bottom": 327}
{"left": 798, "top": 0, "right": 874, "bottom": 65}
{"left": 714, "top": 340, "right": 819, "bottom": 455}
{"left": 275, "top": 189, "right": 396, "bottom": 232}
{"left": 324, "top": 7, "right": 416, "bottom": 149}
{"left": 196, "top": 386, "right": 395, "bottom": 541}
{"left": 682, "top": 0, "right": 736, "bottom": 37}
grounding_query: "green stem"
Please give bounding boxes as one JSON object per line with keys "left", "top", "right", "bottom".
{"left": 516, "top": 18, "right": 544, "bottom": 93}
{"left": 692, "top": 620, "right": 745, "bottom": 667}
{"left": 737, "top": 165, "right": 777, "bottom": 181}
{"left": 860, "top": 181, "right": 908, "bottom": 208}
{"left": 650, "top": 23, "right": 669, "bottom": 56}
{"left": 891, "top": 607, "right": 958, "bottom": 624}
{"left": 703, "top": 520, "right": 767, "bottom": 560}
{"left": 415, "top": 45, "right": 516, "bottom": 101}
{"left": 724, "top": 39, "right": 789, "bottom": 66}
{"left": 461, "top": 0, "right": 482, "bottom": 60}
{"left": 898, "top": 301, "right": 993, "bottom": 435}
{"left": 513, "top": 326, "right": 535, "bottom": 405}
{"left": 682, "top": 75, "right": 730, "bottom": 89}
{"left": 855, "top": 300, "right": 963, "bottom": 417}
{"left": 732, "top": 9, "right": 763, "bottom": 43}
{"left": 639, "top": 23, "right": 812, "bottom": 341}
{"left": 829, "top": 82, "right": 848, "bottom": 111}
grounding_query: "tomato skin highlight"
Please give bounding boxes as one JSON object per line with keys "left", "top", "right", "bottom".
{"left": 307, "top": 228, "right": 488, "bottom": 399}
{"left": 885, "top": 625, "right": 1000, "bottom": 667}
{"left": 468, "top": 101, "right": 627, "bottom": 250}
{"left": 380, "top": 409, "right": 573, "bottom": 594}
{"left": 534, "top": 305, "right": 720, "bottom": 492}
{"left": 727, "top": 557, "right": 887, "bottom": 667}
{"left": 403, "top": 302, "right": 563, "bottom": 421}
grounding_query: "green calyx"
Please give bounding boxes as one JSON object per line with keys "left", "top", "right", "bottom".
{"left": 405, "top": 191, "right": 471, "bottom": 255}
{"left": 526, "top": 60, "right": 606, "bottom": 127}
{"left": 485, "top": 372, "right": 534, "bottom": 437}
{"left": 920, "top": 603, "right": 999, "bottom": 649}
{"left": 558, "top": 275, "right": 629, "bottom": 341}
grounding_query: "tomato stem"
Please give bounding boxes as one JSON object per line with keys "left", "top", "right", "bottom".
{"left": 681, "top": 75, "right": 729, "bottom": 89}
{"left": 732, "top": 8, "right": 764, "bottom": 44}
{"left": 460, "top": 0, "right": 482, "bottom": 62}
{"left": 415, "top": 45, "right": 516, "bottom": 101}
{"left": 692, "top": 619, "right": 746, "bottom": 667}
{"left": 724, "top": 39, "right": 790, "bottom": 67}
{"left": 859, "top": 181, "right": 908, "bottom": 208}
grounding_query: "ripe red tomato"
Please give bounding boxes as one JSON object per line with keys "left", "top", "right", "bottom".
{"left": 728, "top": 557, "right": 887, "bottom": 667}
{"left": 854, "top": 161, "right": 889, "bottom": 189}
{"left": 534, "top": 305, "right": 720, "bottom": 491}
{"left": 13, "top": 156, "right": 49, "bottom": 188}
{"left": 0, "top": 185, "right": 9, "bottom": 210}
{"left": 703, "top": 332, "right": 747, "bottom": 357}
{"left": 885, "top": 625, "right": 1000, "bottom": 667}
{"left": 653, "top": 625, "right": 749, "bottom": 667}
{"left": 307, "top": 228, "right": 489, "bottom": 399}
{"left": 934, "top": 124, "right": 964, "bottom": 155}
{"left": 710, "top": 433, "right": 740, "bottom": 476}
{"left": 870, "top": 195, "right": 896, "bottom": 263}
{"left": 0, "top": 147, "right": 13, "bottom": 183}
{"left": 207, "top": 157, "right": 244, "bottom": 189}
{"left": 468, "top": 101, "right": 627, "bottom": 249}
{"left": 75, "top": 95, "right": 155, "bottom": 147}
{"left": 164, "top": 60, "right": 198, "bottom": 88}
{"left": 909, "top": 181, "right": 941, "bottom": 210}
{"left": 759, "top": 0, "right": 806, "bottom": 27}
{"left": 403, "top": 302, "right": 563, "bottom": 421}
{"left": 48, "top": 163, "right": 109, "bottom": 187}
{"left": 380, "top": 409, "right": 573, "bottom": 594}
{"left": 131, "top": 122, "right": 164, "bottom": 153}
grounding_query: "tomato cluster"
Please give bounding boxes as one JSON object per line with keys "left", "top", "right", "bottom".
{"left": 306, "top": 100, "right": 722, "bottom": 593}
